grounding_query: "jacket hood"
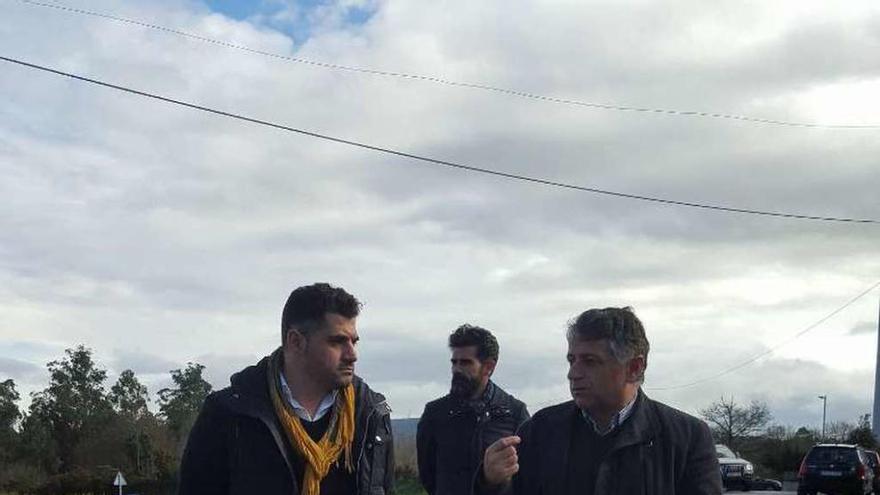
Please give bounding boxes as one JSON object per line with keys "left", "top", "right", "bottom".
{"left": 227, "top": 351, "right": 388, "bottom": 419}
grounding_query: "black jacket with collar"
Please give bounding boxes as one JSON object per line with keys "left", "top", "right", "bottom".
{"left": 417, "top": 382, "right": 529, "bottom": 495}
{"left": 482, "top": 390, "right": 721, "bottom": 495}
{"left": 177, "top": 355, "right": 394, "bottom": 495}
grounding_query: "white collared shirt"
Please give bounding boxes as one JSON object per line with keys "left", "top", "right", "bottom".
{"left": 582, "top": 393, "right": 638, "bottom": 436}
{"left": 279, "top": 373, "right": 338, "bottom": 422}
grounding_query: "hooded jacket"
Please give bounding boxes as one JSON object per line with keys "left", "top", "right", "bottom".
{"left": 178, "top": 355, "right": 394, "bottom": 495}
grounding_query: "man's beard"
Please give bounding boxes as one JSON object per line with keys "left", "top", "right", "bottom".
{"left": 450, "top": 372, "right": 480, "bottom": 399}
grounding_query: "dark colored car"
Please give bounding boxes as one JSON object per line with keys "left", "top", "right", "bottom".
{"left": 862, "top": 449, "right": 880, "bottom": 494}
{"left": 798, "top": 444, "right": 874, "bottom": 495}
{"left": 716, "top": 444, "right": 754, "bottom": 491}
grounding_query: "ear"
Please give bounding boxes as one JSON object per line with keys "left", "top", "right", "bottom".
{"left": 626, "top": 355, "right": 646, "bottom": 383}
{"left": 482, "top": 359, "right": 497, "bottom": 378}
{"left": 285, "top": 327, "right": 307, "bottom": 353}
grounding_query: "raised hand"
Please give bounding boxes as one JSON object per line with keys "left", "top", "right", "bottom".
{"left": 482, "top": 436, "right": 521, "bottom": 486}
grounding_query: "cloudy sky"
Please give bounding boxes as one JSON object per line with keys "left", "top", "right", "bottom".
{"left": 1, "top": 0, "right": 879, "bottom": 429}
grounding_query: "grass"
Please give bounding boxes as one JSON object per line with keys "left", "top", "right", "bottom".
{"left": 395, "top": 474, "right": 428, "bottom": 495}
{"left": 395, "top": 434, "right": 428, "bottom": 494}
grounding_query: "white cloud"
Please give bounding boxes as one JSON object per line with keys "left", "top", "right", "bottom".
{"left": 850, "top": 321, "right": 877, "bottom": 337}
{"left": 0, "top": 0, "right": 878, "bottom": 427}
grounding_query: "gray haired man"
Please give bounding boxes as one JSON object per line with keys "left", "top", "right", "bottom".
{"left": 480, "top": 307, "right": 722, "bottom": 495}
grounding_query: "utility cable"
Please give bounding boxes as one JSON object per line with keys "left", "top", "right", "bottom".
{"left": 647, "top": 278, "right": 880, "bottom": 391}
{"left": 13, "top": 0, "right": 880, "bottom": 130}
{"left": 528, "top": 279, "right": 880, "bottom": 409}
{"left": 2, "top": 54, "right": 878, "bottom": 225}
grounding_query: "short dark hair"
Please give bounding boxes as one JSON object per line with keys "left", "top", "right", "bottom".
{"left": 448, "top": 324, "right": 499, "bottom": 362}
{"left": 281, "top": 283, "right": 361, "bottom": 343}
{"left": 567, "top": 307, "right": 650, "bottom": 381}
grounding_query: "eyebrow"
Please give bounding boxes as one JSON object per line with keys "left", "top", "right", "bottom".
{"left": 568, "top": 352, "right": 603, "bottom": 359}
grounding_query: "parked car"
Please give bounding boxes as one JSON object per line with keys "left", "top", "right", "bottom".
{"left": 798, "top": 443, "right": 874, "bottom": 495}
{"left": 716, "top": 444, "right": 754, "bottom": 491}
{"left": 861, "top": 448, "right": 880, "bottom": 494}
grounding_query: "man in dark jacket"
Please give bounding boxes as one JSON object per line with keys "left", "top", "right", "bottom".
{"left": 481, "top": 307, "right": 721, "bottom": 495}
{"left": 418, "top": 324, "right": 529, "bottom": 495}
{"left": 178, "top": 283, "right": 393, "bottom": 495}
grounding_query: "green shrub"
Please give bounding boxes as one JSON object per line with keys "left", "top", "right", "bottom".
{"left": 395, "top": 471, "right": 427, "bottom": 495}
{"left": 0, "top": 462, "right": 48, "bottom": 494}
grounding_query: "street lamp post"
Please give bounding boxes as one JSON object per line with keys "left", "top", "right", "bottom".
{"left": 872, "top": 296, "right": 880, "bottom": 441}
{"left": 818, "top": 395, "right": 827, "bottom": 440}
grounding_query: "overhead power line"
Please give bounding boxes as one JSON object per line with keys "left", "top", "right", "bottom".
{"left": 647, "top": 279, "right": 880, "bottom": 391}
{"left": 15, "top": 0, "right": 880, "bottom": 130}
{"left": 2, "top": 55, "right": 878, "bottom": 225}
{"left": 529, "top": 278, "right": 880, "bottom": 410}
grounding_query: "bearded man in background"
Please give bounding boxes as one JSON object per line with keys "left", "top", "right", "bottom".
{"left": 417, "top": 324, "right": 529, "bottom": 495}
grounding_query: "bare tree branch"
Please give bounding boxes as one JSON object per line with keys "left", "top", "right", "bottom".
{"left": 700, "top": 396, "right": 772, "bottom": 451}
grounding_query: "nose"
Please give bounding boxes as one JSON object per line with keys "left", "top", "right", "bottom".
{"left": 343, "top": 341, "right": 357, "bottom": 363}
{"left": 567, "top": 362, "right": 582, "bottom": 382}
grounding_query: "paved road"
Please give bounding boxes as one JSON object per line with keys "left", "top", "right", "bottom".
{"left": 724, "top": 479, "right": 798, "bottom": 494}
{"left": 726, "top": 491, "right": 794, "bottom": 494}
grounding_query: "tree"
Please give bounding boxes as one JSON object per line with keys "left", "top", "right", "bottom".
{"left": 109, "top": 369, "right": 149, "bottom": 419}
{"left": 0, "top": 379, "right": 21, "bottom": 464}
{"left": 27, "top": 345, "right": 113, "bottom": 472}
{"left": 846, "top": 414, "right": 877, "bottom": 449}
{"left": 0, "top": 351, "right": 207, "bottom": 492}
{"left": 700, "top": 396, "right": 772, "bottom": 452}
{"left": 128, "top": 412, "right": 178, "bottom": 479}
{"left": 825, "top": 420, "right": 856, "bottom": 443}
{"left": 764, "top": 424, "right": 791, "bottom": 441}
{"left": 795, "top": 426, "right": 817, "bottom": 439}
{"left": 0, "top": 379, "right": 20, "bottom": 430}
{"left": 749, "top": 424, "right": 816, "bottom": 478}
{"left": 107, "top": 369, "right": 153, "bottom": 473}
{"left": 157, "top": 363, "right": 212, "bottom": 439}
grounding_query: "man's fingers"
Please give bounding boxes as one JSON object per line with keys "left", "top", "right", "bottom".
{"left": 485, "top": 447, "right": 518, "bottom": 467}
{"left": 494, "top": 447, "right": 518, "bottom": 464}
{"left": 488, "top": 435, "right": 521, "bottom": 452}
{"left": 483, "top": 436, "right": 522, "bottom": 485}
{"left": 500, "top": 463, "right": 519, "bottom": 477}
{"left": 483, "top": 450, "right": 520, "bottom": 485}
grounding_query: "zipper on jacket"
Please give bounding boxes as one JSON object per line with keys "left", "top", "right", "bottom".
{"left": 356, "top": 400, "right": 388, "bottom": 494}
{"left": 230, "top": 391, "right": 299, "bottom": 491}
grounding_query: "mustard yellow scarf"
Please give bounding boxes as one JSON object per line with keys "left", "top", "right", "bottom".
{"left": 268, "top": 350, "right": 356, "bottom": 495}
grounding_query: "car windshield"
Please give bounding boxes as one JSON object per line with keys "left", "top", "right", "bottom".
{"left": 716, "top": 445, "right": 737, "bottom": 459}
{"left": 807, "top": 447, "right": 858, "bottom": 464}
